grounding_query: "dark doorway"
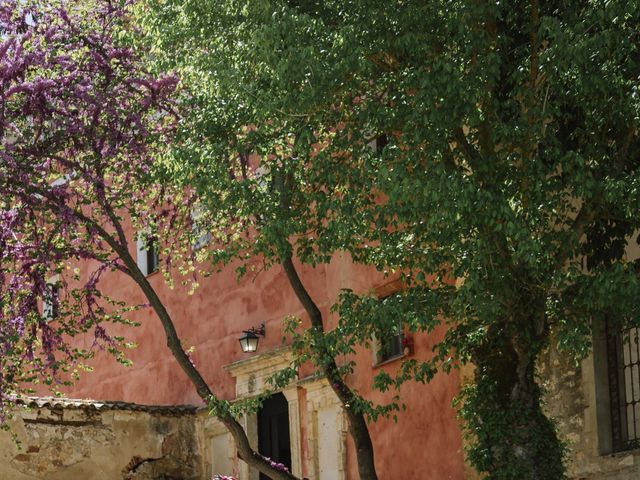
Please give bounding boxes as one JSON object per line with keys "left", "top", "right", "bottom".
{"left": 258, "top": 392, "right": 292, "bottom": 479}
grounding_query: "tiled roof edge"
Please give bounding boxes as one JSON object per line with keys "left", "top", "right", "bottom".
{"left": 16, "top": 396, "right": 204, "bottom": 415}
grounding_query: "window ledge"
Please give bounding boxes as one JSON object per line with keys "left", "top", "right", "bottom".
{"left": 606, "top": 447, "right": 640, "bottom": 457}
{"left": 373, "top": 353, "right": 407, "bottom": 369}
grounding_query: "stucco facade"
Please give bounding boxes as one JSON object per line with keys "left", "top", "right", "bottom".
{"left": 4, "top": 325, "right": 640, "bottom": 480}
{"left": 46, "top": 249, "right": 465, "bottom": 480}
{"left": 14, "top": 235, "right": 639, "bottom": 479}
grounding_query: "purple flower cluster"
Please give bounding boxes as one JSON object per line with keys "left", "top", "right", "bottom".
{"left": 0, "top": 0, "right": 180, "bottom": 417}
{"left": 263, "top": 456, "right": 290, "bottom": 473}
{"left": 210, "top": 456, "right": 288, "bottom": 480}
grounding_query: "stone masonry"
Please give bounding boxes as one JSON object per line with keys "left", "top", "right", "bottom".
{"left": 541, "top": 342, "right": 640, "bottom": 479}
{"left": 0, "top": 398, "right": 203, "bottom": 480}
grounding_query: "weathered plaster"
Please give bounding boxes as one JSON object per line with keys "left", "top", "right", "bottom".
{"left": 0, "top": 402, "right": 202, "bottom": 480}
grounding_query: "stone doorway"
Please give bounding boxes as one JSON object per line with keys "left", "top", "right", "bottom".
{"left": 257, "top": 393, "right": 291, "bottom": 479}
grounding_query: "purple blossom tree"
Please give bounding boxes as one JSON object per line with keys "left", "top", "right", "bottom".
{"left": 0, "top": 0, "right": 180, "bottom": 406}
{"left": 0, "top": 2, "right": 296, "bottom": 479}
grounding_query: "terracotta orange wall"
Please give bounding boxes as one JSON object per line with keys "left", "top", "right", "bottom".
{"left": 321, "top": 255, "right": 465, "bottom": 479}
{"left": 62, "top": 238, "right": 465, "bottom": 479}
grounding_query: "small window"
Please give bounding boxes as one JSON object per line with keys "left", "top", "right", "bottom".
{"left": 606, "top": 321, "right": 640, "bottom": 452}
{"left": 42, "top": 278, "right": 60, "bottom": 320}
{"left": 190, "top": 203, "right": 211, "bottom": 250}
{"left": 136, "top": 233, "right": 159, "bottom": 276}
{"left": 367, "top": 134, "right": 388, "bottom": 154}
{"left": 146, "top": 240, "right": 159, "bottom": 273}
{"left": 375, "top": 317, "right": 404, "bottom": 365}
{"left": 374, "top": 134, "right": 388, "bottom": 153}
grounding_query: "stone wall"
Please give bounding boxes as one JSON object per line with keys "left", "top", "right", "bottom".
{"left": 0, "top": 398, "right": 203, "bottom": 480}
{"left": 541, "top": 342, "right": 640, "bottom": 479}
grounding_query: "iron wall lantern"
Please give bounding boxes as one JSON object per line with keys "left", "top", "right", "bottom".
{"left": 239, "top": 322, "right": 266, "bottom": 353}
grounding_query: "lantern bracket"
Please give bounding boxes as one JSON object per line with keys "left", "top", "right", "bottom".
{"left": 243, "top": 322, "right": 266, "bottom": 338}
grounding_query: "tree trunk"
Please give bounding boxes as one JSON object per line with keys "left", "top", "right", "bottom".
{"left": 282, "top": 255, "right": 379, "bottom": 480}
{"left": 93, "top": 219, "right": 299, "bottom": 480}
{"left": 465, "top": 320, "right": 565, "bottom": 480}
